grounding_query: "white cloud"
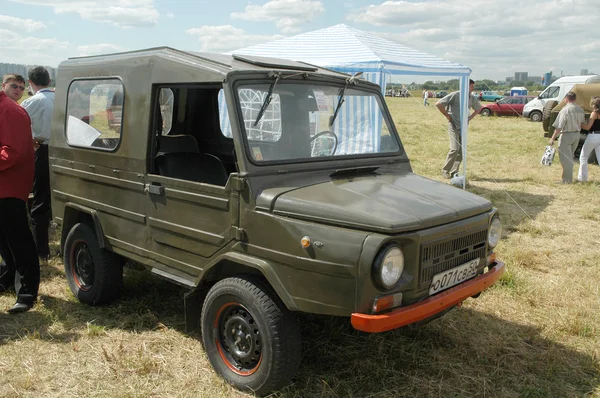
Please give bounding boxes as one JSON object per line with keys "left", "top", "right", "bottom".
{"left": 9, "top": 0, "right": 159, "bottom": 28}
{"left": 347, "top": 0, "right": 600, "bottom": 80}
{"left": 0, "top": 14, "right": 46, "bottom": 32}
{"left": 231, "top": 0, "right": 325, "bottom": 33}
{"left": 77, "top": 43, "right": 127, "bottom": 56}
{"left": 186, "top": 25, "right": 285, "bottom": 52}
{"left": 0, "top": 28, "right": 69, "bottom": 65}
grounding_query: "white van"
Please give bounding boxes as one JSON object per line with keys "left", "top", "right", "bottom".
{"left": 523, "top": 75, "right": 600, "bottom": 122}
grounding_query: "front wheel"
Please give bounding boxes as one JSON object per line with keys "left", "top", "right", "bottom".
{"left": 530, "top": 111, "right": 542, "bottom": 122}
{"left": 201, "top": 276, "right": 301, "bottom": 396}
{"left": 63, "top": 223, "right": 123, "bottom": 305}
{"left": 480, "top": 108, "right": 491, "bottom": 117}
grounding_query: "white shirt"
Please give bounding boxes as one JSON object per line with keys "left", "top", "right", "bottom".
{"left": 21, "top": 88, "right": 55, "bottom": 144}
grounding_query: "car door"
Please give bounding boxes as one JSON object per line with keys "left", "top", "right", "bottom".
{"left": 144, "top": 86, "right": 241, "bottom": 278}
{"left": 511, "top": 97, "right": 525, "bottom": 116}
{"left": 495, "top": 98, "right": 510, "bottom": 116}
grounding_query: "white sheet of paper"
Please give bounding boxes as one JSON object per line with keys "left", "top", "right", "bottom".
{"left": 67, "top": 115, "right": 102, "bottom": 146}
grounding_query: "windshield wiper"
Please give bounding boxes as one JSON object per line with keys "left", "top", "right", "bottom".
{"left": 254, "top": 71, "right": 280, "bottom": 127}
{"left": 329, "top": 72, "right": 363, "bottom": 127}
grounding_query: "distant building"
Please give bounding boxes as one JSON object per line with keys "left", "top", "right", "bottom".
{"left": 581, "top": 69, "right": 589, "bottom": 75}
{"left": 505, "top": 76, "right": 514, "bottom": 83}
{"left": 527, "top": 76, "right": 542, "bottom": 84}
{"left": 0, "top": 63, "right": 57, "bottom": 85}
{"left": 514, "top": 72, "right": 528, "bottom": 82}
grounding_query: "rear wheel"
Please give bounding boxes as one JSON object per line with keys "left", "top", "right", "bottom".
{"left": 201, "top": 276, "right": 302, "bottom": 396}
{"left": 480, "top": 108, "right": 491, "bottom": 117}
{"left": 63, "top": 223, "right": 123, "bottom": 305}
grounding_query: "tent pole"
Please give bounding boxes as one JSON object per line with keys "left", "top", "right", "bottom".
{"left": 458, "top": 75, "right": 469, "bottom": 190}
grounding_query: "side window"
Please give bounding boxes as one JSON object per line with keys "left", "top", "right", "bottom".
{"left": 539, "top": 86, "right": 559, "bottom": 99}
{"left": 66, "top": 79, "right": 123, "bottom": 150}
{"left": 159, "top": 88, "right": 174, "bottom": 135}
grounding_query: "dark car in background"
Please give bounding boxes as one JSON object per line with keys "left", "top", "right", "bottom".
{"left": 479, "top": 96, "right": 535, "bottom": 117}
{"left": 436, "top": 91, "right": 448, "bottom": 98}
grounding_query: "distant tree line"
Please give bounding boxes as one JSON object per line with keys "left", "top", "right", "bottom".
{"left": 388, "top": 79, "right": 549, "bottom": 93}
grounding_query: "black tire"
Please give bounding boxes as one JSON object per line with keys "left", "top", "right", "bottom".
{"left": 542, "top": 100, "right": 559, "bottom": 130}
{"left": 529, "top": 111, "right": 542, "bottom": 123}
{"left": 201, "top": 276, "right": 301, "bottom": 396}
{"left": 63, "top": 223, "right": 123, "bottom": 305}
{"left": 480, "top": 108, "right": 491, "bottom": 117}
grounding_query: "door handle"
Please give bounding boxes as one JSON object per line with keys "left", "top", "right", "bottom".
{"left": 145, "top": 183, "right": 164, "bottom": 196}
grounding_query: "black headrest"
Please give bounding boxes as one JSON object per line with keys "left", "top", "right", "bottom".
{"left": 155, "top": 152, "right": 228, "bottom": 186}
{"left": 158, "top": 135, "right": 199, "bottom": 155}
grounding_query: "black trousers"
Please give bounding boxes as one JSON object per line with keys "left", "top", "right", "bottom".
{"left": 31, "top": 144, "right": 51, "bottom": 257}
{"left": 0, "top": 198, "right": 40, "bottom": 304}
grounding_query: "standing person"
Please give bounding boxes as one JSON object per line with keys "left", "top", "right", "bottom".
{"left": 1, "top": 74, "right": 26, "bottom": 103}
{"left": 0, "top": 74, "right": 27, "bottom": 274}
{"left": 0, "top": 89, "right": 40, "bottom": 314}
{"left": 577, "top": 97, "right": 600, "bottom": 182}
{"left": 423, "top": 89, "right": 429, "bottom": 106}
{"left": 21, "top": 66, "right": 55, "bottom": 262}
{"left": 436, "top": 79, "right": 482, "bottom": 178}
{"left": 549, "top": 91, "right": 585, "bottom": 184}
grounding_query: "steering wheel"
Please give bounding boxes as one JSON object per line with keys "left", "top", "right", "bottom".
{"left": 310, "top": 130, "right": 338, "bottom": 156}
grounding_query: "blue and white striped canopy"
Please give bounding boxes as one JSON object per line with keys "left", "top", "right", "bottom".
{"left": 232, "top": 24, "right": 471, "bottom": 77}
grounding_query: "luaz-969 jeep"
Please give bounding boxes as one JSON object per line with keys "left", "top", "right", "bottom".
{"left": 50, "top": 47, "right": 505, "bottom": 396}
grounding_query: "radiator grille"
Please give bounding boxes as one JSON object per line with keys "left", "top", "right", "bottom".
{"left": 420, "top": 229, "right": 487, "bottom": 286}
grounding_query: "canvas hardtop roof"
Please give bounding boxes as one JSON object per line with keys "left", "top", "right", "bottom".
{"left": 61, "top": 46, "right": 361, "bottom": 85}
{"left": 552, "top": 83, "right": 600, "bottom": 113}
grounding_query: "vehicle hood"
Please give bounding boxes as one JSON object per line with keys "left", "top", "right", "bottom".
{"left": 257, "top": 172, "right": 492, "bottom": 234}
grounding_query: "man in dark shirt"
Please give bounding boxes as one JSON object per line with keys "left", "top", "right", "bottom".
{"left": 0, "top": 90, "right": 40, "bottom": 314}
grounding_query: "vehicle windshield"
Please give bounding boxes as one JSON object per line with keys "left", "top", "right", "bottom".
{"left": 233, "top": 81, "right": 401, "bottom": 164}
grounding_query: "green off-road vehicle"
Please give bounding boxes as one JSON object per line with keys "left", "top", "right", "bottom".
{"left": 50, "top": 47, "right": 505, "bottom": 396}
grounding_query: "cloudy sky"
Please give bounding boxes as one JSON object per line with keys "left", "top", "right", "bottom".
{"left": 1, "top": 0, "right": 598, "bottom": 81}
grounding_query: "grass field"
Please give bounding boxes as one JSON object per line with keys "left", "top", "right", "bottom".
{"left": 1, "top": 96, "right": 599, "bottom": 397}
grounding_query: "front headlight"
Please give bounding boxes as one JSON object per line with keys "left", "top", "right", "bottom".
{"left": 373, "top": 246, "right": 404, "bottom": 290}
{"left": 488, "top": 216, "right": 502, "bottom": 249}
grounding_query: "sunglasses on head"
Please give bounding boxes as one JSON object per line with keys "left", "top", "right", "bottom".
{"left": 8, "top": 83, "right": 26, "bottom": 90}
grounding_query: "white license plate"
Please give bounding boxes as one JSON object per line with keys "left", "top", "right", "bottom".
{"left": 428, "top": 258, "right": 479, "bottom": 295}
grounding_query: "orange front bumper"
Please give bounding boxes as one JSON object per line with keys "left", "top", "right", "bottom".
{"left": 351, "top": 261, "right": 506, "bottom": 333}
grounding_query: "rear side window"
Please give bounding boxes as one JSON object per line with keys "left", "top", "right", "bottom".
{"left": 65, "top": 79, "right": 124, "bottom": 150}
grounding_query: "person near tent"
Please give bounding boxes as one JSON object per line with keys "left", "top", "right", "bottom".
{"left": 423, "top": 89, "right": 429, "bottom": 106}
{"left": 578, "top": 97, "right": 600, "bottom": 182}
{"left": 436, "top": 79, "right": 481, "bottom": 179}
{"left": 548, "top": 91, "right": 585, "bottom": 184}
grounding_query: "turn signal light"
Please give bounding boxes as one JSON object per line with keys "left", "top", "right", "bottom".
{"left": 301, "top": 236, "right": 311, "bottom": 248}
{"left": 371, "top": 293, "right": 403, "bottom": 313}
{"left": 487, "top": 252, "right": 497, "bottom": 265}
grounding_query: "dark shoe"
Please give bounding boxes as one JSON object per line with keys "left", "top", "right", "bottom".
{"left": 442, "top": 171, "right": 452, "bottom": 179}
{"left": 7, "top": 302, "right": 34, "bottom": 314}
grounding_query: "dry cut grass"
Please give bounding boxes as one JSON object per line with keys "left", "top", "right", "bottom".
{"left": 1, "top": 97, "right": 600, "bottom": 397}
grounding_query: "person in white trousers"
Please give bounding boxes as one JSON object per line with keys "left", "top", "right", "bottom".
{"left": 578, "top": 97, "right": 600, "bottom": 182}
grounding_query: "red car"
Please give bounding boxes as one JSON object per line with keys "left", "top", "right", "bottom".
{"left": 479, "top": 96, "right": 535, "bottom": 117}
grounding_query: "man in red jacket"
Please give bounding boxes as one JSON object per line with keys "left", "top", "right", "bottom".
{"left": 0, "top": 90, "right": 40, "bottom": 314}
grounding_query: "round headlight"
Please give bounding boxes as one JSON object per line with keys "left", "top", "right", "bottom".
{"left": 374, "top": 246, "right": 404, "bottom": 289}
{"left": 488, "top": 216, "right": 502, "bottom": 249}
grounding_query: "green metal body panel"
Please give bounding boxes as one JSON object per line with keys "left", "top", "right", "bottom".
{"left": 50, "top": 47, "right": 497, "bottom": 319}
